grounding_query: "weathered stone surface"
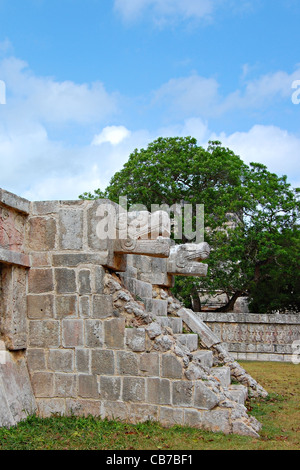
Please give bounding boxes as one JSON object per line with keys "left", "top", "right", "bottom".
{"left": 28, "top": 268, "right": 54, "bottom": 294}
{"left": 26, "top": 349, "right": 47, "bottom": 371}
{"left": 100, "top": 376, "right": 121, "bottom": 400}
{"left": 104, "top": 318, "right": 125, "bottom": 349}
{"left": 125, "top": 327, "right": 146, "bottom": 352}
{"left": 85, "top": 320, "right": 103, "bottom": 348}
{"left": 54, "top": 373, "right": 77, "bottom": 398}
{"left": 161, "top": 354, "right": 183, "bottom": 379}
{"left": 27, "top": 294, "right": 54, "bottom": 319}
{"left": 194, "top": 382, "right": 219, "bottom": 410}
{"left": 172, "top": 381, "right": 194, "bottom": 407}
{"left": 55, "top": 295, "right": 77, "bottom": 319}
{"left": 78, "top": 270, "right": 91, "bottom": 295}
{"left": 29, "top": 321, "right": 60, "bottom": 348}
{"left": 59, "top": 209, "right": 83, "bottom": 250}
{"left": 92, "top": 350, "right": 115, "bottom": 375}
{"left": 122, "top": 377, "right": 145, "bottom": 402}
{"left": 55, "top": 268, "right": 76, "bottom": 294}
{"left": 27, "top": 217, "right": 57, "bottom": 251}
{"left": 167, "top": 243, "right": 210, "bottom": 277}
{"left": 159, "top": 407, "right": 184, "bottom": 427}
{"left": 76, "top": 348, "right": 90, "bottom": 374}
{"left": 1, "top": 265, "right": 27, "bottom": 350}
{"left": 31, "top": 372, "right": 54, "bottom": 398}
{"left": 116, "top": 350, "right": 139, "bottom": 376}
{"left": 48, "top": 349, "right": 74, "bottom": 372}
{"left": 139, "top": 352, "right": 160, "bottom": 377}
{"left": 62, "top": 319, "right": 84, "bottom": 347}
{"left": 147, "top": 378, "right": 171, "bottom": 405}
{"left": 92, "top": 294, "right": 113, "bottom": 319}
{"left": 78, "top": 374, "right": 99, "bottom": 399}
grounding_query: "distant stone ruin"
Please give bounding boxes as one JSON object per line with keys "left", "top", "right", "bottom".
{"left": 0, "top": 188, "right": 267, "bottom": 436}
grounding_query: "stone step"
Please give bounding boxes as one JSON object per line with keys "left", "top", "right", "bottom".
{"left": 210, "top": 366, "right": 231, "bottom": 388}
{"left": 142, "top": 298, "right": 168, "bottom": 316}
{"left": 191, "top": 350, "right": 214, "bottom": 369}
{"left": 227, "top": 385, "right": 248, "bottom": 405}
{"left": 175, "top": 333, "right": 199, "bottom": 352}
{"left": 120, "top": 275, "right": 153, "bottom": 300}
{"left": 155, "top": 316, "right": 183, "bottom": 334}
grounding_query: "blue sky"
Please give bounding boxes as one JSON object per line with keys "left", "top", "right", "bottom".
{"left": 0, "top": 0, "right": 299, "bottom": 200}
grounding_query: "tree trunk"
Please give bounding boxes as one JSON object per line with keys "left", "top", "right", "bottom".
{"left": 191, "top": 285, "right": 201, "bottom": 312}
{"left": 216, "top": 290, "right": 243, "bottom": 312}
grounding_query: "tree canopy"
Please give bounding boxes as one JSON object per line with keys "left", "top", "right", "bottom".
{"left": 80, "top": 137, "right": 300, "bottom": 313}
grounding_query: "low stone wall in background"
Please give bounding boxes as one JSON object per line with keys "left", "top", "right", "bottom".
{"left": 197, "top": 312, "right": 300, "bottom": 362}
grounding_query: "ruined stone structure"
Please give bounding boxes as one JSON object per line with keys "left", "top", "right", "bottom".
{"left": 0, "top": 188, "right": 268, "bottom": 436}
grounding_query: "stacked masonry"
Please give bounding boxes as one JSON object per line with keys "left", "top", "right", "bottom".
{"left": 0, "top": 189, "right": 266, "bottom": 436}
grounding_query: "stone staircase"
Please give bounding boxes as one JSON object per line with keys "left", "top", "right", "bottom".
{"left": 120, "top": 273, "right": 249, "bottom": 407}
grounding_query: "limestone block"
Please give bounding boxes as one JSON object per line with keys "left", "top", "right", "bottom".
{"left": 27, "top": 294, "right": 54, "bottom": 319}
{"left": 76, "top": 348, "right": 90, "bottom": 374}
{"left": 92, "top": 350, "right": 115, "bottom": 375}
{"left": 0, "top": 353, "right": 37, "bottom": 426}
{"left": 55, "top": 268, "right": 76, "bottom": 294}
{"left": 175, "top": 333, "right": 198, "bottom": 352}
{"left": 156, "top": 317, "right": 183, "bottom": 334}
{"left": 179, "top": 308, "right": 221, "bottom": 348}
{"left": 29, "top": 321, "right": 60, "bottom": 348}
{"left": 78, "top": 374, "right": 99, "bottom": 399}
{"left": 54, "top": 373, "right": 77, "bottom": 398}
{"left": 62, "top": 319, "right": 84, "bottom": 347}
{"left": 27, "top": 217, "right": 57, "bottom": 251}
{"left": 55, "top": 295, "right": 77, "bottom": 319}
{"left": 122, "top": 377, "right": 145, "bottom": 403}
{"left": 139, "top": 352, "right": 160, "bottom": 377}
{"left": 116, "top": 350, "right": 139, "bottom": 376}
{"left": 100, "top": 400, "right": 128, "bottom": 422}
{"left": 85, "top": 320, "right": 104, "bottom": 348}
{"left": 99, "top": 376, "right": 122, "bottom": 401}
{"left": 37, "top": 398, "right": 66, "bottom": 418}
{"left": 159, "top": 406, "right": 184, "bottom": 427}
{"left": 104, "top": 318, "right": 125, "bottom": 349}
{"left": 127, "top": 403, "right": 159, "bottom": 424}
{"left": 147, "top": 378, "right": 171, "bottom": 405}
{"left": 48, "top": 349, "right": 74, "bottom": 372}
{"left": 1, "top": 265, "right": 27, "bottom": 350}
{"left": 194, "top": 382, "right": 219, "bottom": 410}
{"left": 26, "top": 349, "right": 47, "bottom": 371}
{"left": 92, "top": 294, "right": 113, "bottom": 319}
{"left": 172, "top": 381, "right": 194, "bottom": 407}
{"left": 161, "top": 354, "right": 184, "bottom": 379}
{"left": 78, "top": 270, "right": 91, "bottom": 295}
{"left": 66, "top": 399, "right": 101, "bottom": 418}
{"left": 151, "top": 299, "right": 168, "bottom": 317}
{"left": 125, "top": 327, "right": 146, "bottom": 352}
{"left": 79, "top": 296, "right": 90, "bottom": 318}
{"left": 52, "top": 253, "right": 107, "bottom": 268}
{"left": 28, "top": 268, "right": 54, "bottom": 294}
{"left": 199, "top": 408, "right": 231, "bottom": 435}
{"left": 59, "top": 208, "right": 83, "bottom": 250}
{"left": 31, "top": 372, "right": 54, "bottom": 398}
{"left": 211, "top": 366, "right": 231, "bottom": 388}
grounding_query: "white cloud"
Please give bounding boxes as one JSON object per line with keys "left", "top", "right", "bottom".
{"left": 114, "top": 0, "right": 214, "bottom": 23}
{"left": 212, "top": 124, "right": 300, "bottom": 187}
{"left": 92, "top": 125, "right": 131, "bottom": 146}
{"left": 0, "top": 57, "right": 118, "bottom": 124}
{"left": 152, "top": 67, "right": 300, "bottom": 119}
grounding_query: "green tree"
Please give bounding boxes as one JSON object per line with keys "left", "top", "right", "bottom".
{"left": 80, "top": 137, "right": 300, "bottom": 313}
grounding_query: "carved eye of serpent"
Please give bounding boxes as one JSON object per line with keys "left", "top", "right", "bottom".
{"left": 119, "top": 238, "right": 137, "bottom": 251}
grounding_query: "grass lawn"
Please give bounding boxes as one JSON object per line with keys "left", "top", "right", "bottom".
{"left": 0, "top": 361, "right": 299, "bottom": 450}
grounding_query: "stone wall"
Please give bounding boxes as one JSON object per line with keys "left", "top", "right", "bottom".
{"left": 197, "top": 312, "right": 300, "bottom": 362}
{"left": 0, "top": 188, "right": 268, "bottom": 437}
